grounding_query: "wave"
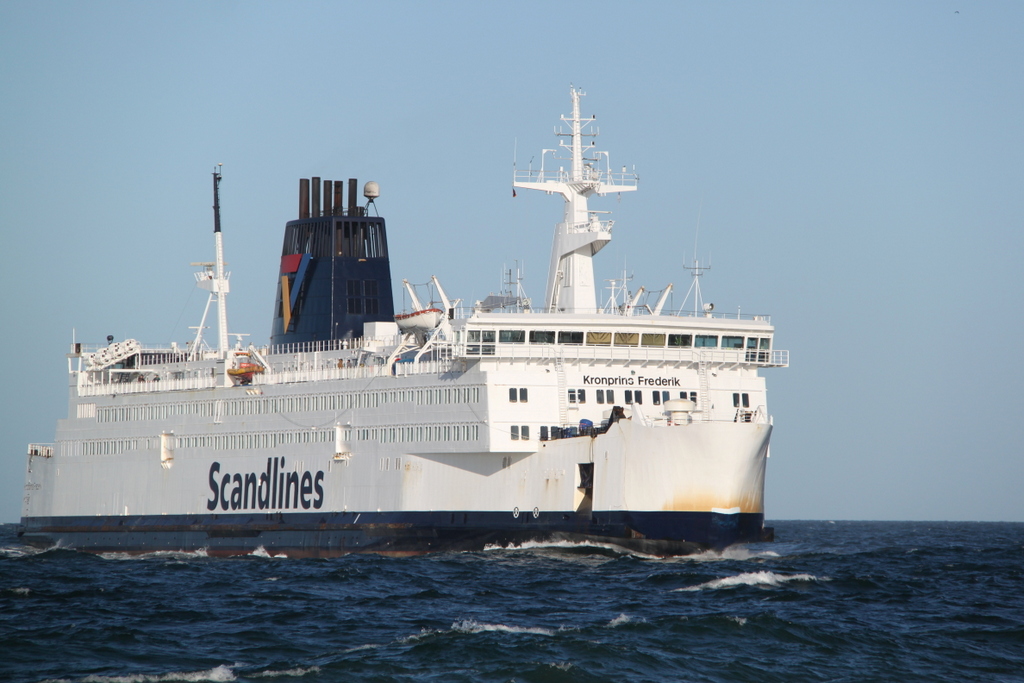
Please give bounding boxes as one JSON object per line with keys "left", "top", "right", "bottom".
{"left": 658, "top": 546, "right": 782, "bottom": 563}
{"left": 675, "top": 570, "right": 824, "bottom": 591}
{"left": 484, "top": 540, "right": 784, "bottom": 563}
{"left": 483, "top": 539, "right": 661, "bottom": 559}
{"left": 606, "top": 613, "right": 645, "bottom": 628}
{"left": 80, "top": 664, "right": 235, "bottom": 682}
{"left": 250, "top": 546, "right": 288, "bottom": 559}
{"left": 400, "top": 619, "right": 558, "bottom": 644}
{"left": 97, "top": 548, "right": 210, "bottom": 561}
{"left": 0, "top": 544, "right": 48, "bottom": 558}
{"left": 342, "top": 643, "right": 382, "bottom": 653}
{"left": 451, "top": 619, "right": 555, "bottom": 636}
{"left": 248, "top": 666, "right": 320, "bottom": 678}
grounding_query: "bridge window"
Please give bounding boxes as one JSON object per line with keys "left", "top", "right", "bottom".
{"left": 641, "top": 333, "right": 666, "bottom": 347}
{"left": 499, "top": 330, "right": 525, "bottom": 343}
{"left": 614, "top": 332, "right": 639, "bottom": 346}
{"left": 467, "top": 330, "right": 495, "bottom": 355}
{"left": 530, "top": 330, "right": 555, "bottom": 344}
{"left": 558, "top": 331, "right": 584, "bottom": 345}
{"left": 722, "top": 336, "right": 744, "bottom": 349}
{"left": 695, "top": 335, "right": 718, "bottom": 348}
{"left": 746, "top": 337, "right": 771, "bottom": 361}
{"left": 668, "top": 334, "right": 692, "bottom": 347}
{"left": 586, "top": 331, "right": 612, "bottom": 345}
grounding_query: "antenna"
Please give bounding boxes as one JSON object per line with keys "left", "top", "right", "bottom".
{"left": 678, "top": 197, "right": 712, "bottom": 316}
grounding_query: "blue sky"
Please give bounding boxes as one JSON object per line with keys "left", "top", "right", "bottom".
{"left": 1, "top": 1, "right": 1021, "bottom": 523}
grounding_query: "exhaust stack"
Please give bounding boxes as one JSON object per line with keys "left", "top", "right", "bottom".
{"left": 299, "top": 178, "right": 310, "bottom": 219}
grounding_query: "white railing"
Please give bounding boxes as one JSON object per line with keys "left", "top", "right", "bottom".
{"left": 454, "top": 343, "right": 789, "bottom": 367}
{"left": 75, "top": 358, "right": 463, "bottom": 396}
{"left": 77, "top": 373, "right": 220, "bottom": 397}
{"left": 28, "top": 443, "right": 54, "bottom": 458}
{"left": 446, "top": 305, "right": 773, "bottom": 321}
{"left": 514, "top": 168, "right": 639, "bottom": 187}
{"left": 266, "top": 335, "right": 400, "bottom": 357}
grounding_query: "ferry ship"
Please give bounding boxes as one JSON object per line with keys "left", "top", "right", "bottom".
{"left": 19, "top": 88, "right": 788, "bottom": 556}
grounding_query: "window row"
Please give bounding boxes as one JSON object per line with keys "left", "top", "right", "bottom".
{"left": 568, "top": 389, "right": 699, "bottom": 406}
{"left": 465, "top": 329, "right": 772, "bottom": 351}
{"left": 176, "top": 430, "right": 335, "bottom": 450}
{"left": 59, "top": 428, "right": 342, "bottom": 457}
{"left": 94, "top": 386, "right": 482, "bottom": 422}
{"left": 356, "top": 423, "right": 480, "bottom": 444}
{"left": 508, "top": 388, "right": 529, "bottom": 403}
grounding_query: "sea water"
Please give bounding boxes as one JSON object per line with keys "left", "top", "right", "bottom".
{"left": 1, "top": 521, "right": 1022, "bottom": 682}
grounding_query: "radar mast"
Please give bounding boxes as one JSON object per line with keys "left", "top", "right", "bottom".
{"left": 513, "top": 87, "right": 638, "bottom": 313}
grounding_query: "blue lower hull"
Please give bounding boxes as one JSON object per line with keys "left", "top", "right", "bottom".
{"left": 18, "top": 510, "right": 769, "bottom": 557}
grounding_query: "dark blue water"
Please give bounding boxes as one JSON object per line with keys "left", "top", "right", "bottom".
{"left": 2, "top": 521, "right": 1022, "bottom": 683}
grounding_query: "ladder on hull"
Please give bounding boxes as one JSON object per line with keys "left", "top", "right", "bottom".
{"left": 554, "top": 353, "right": 568, "bottom": 426}
{"left": 698, "top": 357, "right": 711, "bottom": 422}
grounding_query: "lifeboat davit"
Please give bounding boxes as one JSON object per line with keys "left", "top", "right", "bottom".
{"left": 395, "top": 308, "right": 443, "bottom": 333}
{"left": 227, "top": 362, "right": 264, "bottom": 385}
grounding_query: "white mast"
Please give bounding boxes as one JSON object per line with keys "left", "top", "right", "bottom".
{"left": 513, "top": 87, "right": 637, "bottom": 313}
{"left": 195, "top": 165, "right": 231, "bottom": 360}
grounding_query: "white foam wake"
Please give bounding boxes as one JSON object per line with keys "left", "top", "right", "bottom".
{"left": 98, "top": 548, "right": 210, "bottom": 561}
{"left": 483, "top": 539, "right": 660, "bottom": 559}
{"left": 80, "top": 664, "right": 236, "bottom": 682}
{"left": 249, "top": 666, "right": 321, "bottom": 678}
{"left": 606, "top": 613, "right": 645, "bottom": 628}
{"left": 675, "top": 570, "right": 823, "bottom": 591}
{"left": 450, "top": 619, "right": 555, "bottom": 636}
{"left": 0, "top": 544, "right": 47, "bottom": 558}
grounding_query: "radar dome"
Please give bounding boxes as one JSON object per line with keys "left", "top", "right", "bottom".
{"left": 363, "top": 181, "right": 380, "bottom": 199}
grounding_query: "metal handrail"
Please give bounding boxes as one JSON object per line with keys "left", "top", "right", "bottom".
{"left": 452, "top": 342, "right": 789, "bottom": 367}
